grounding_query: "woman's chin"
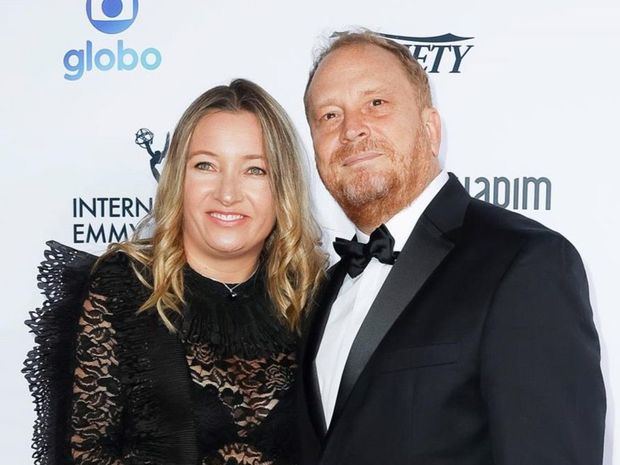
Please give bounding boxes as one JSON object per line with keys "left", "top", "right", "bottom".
{"left": 205, "top": 238, "right": 257, "bottom": 258}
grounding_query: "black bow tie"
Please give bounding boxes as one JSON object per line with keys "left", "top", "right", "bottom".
{"left": 333, "top": 224, "right": 400, "bottom": 278}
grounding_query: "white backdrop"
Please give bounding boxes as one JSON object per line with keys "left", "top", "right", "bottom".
{"left": 2, "top": 1, "right": 619, "bottom": 463}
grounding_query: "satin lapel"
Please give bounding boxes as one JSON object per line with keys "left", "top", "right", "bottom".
{"left": 329, "top": 215, "right": 455, "bottom": 429}
{"left": 302, "top": 260, "right": 348, "bottom": 438}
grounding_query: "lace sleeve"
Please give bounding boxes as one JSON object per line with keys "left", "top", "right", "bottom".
{"left": 68, "top": 290, "right": 124, "bottom": 465}
{"left": 23, "top": 243, "right": 138, "bottom": 465}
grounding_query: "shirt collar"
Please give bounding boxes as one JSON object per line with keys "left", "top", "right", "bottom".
{"left": 355, "top": 170, "right": 449, "bottom": 251}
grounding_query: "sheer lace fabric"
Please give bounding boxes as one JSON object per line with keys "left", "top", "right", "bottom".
{"left": 24, "top": 242, "right": 299, "bottom": 465}
{"left": 184, "top": 343, "right": 297, "bottom": 464}
{"left": 23, "top": 242, "right": 298, "bottom": 465}
{"left": 178, "top": 266, "right": 299, "bottom": 464}
{"left": 70, "top": 293, "right": 123, "bottom": 465}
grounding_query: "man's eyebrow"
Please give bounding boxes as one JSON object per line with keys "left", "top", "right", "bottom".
{"left": 312, "top": 97, "right": 339, "bottom": 109}
{"left": 360, "top": 86, "right": 391, "bottom": 96}
{"left": 312, "top": 87, "right": 392, "bottom": 109}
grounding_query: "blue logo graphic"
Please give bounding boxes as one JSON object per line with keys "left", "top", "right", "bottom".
{"left": 86, "top": 0, "right": 139, "bottom": 34}
{"left": 64, "top": 40, "right": 161, "bottom": 80}
{"left": 64, "top": 0, "right": 161, "bottom": 80}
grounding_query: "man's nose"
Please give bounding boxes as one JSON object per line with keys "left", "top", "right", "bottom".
{"left": 213, "top": 171, "right": 243, "bottom": 206}
{"left": 341, "top": 112, "right": 369, "bottom": 144}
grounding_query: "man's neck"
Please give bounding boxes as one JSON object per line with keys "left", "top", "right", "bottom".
{"left": 355, "top": 169, "right": 447, "bottom": 237}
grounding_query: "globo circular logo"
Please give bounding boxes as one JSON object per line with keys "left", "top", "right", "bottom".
{"left": 86, "top": 0, "right": 139, "bottom": 34}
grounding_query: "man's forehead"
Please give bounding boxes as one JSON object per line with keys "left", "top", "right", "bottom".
{"left": 308, "top": 65, "right": 414, "bottom": 112}
{"left": 310, "top": 44, "right": 408, "bottom": 90}
{"left": 316, "top": 43, "right": 402, "bottom": 74}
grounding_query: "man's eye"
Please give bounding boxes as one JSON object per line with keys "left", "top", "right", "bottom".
{"left": 322, "top": 112, "right": 337, "bottom": 121}
{"left": 371, "top": 99, "right": 385, "bottom": 106}
{"left": 247, "top": 166, "right": 267, "bottom": 176}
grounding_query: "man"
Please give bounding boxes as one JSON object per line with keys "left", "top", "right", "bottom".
{"left": 297, "top": 31, "right": 606, "bottom": 465}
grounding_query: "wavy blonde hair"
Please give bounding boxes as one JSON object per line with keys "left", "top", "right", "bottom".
{"left": 104, "top": 79, "right": 326, "bottom": 332}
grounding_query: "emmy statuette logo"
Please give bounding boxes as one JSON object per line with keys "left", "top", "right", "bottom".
{"left": 135, "top": 128, "right": 170, "bottom": 182}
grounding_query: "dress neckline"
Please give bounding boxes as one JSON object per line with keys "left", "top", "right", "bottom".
{"left": 178, "top": 263, "right": 296, "bottom": 359}
{"left": 184, "top": 264, "right": 260, "bottom": 300}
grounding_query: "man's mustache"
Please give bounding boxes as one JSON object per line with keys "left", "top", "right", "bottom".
{"left": 330, "top": 138, "right": 395, "bottom": 167}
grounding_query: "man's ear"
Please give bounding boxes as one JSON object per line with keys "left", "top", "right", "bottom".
{"left": 422, "top": 107, "right": 442, "bottom": 157}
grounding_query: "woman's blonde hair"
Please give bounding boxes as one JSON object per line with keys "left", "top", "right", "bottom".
{"left": 103, "top": 79, "right": 326, "bottom": 331}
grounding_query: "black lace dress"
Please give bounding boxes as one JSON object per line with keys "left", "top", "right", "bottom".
{"left": 23, "top": 241, "right": 300, "bottom": 465}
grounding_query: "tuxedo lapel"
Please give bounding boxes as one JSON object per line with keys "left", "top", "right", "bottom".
{"left": 329, "top": 174, "right": 470, "bottom": 430}
{"left": 302, "top": 260, "right": 348, "bottom": 437}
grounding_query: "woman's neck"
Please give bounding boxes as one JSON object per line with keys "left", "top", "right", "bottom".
{"left": 185, "top": 251, "right": 260, "bottom": 284}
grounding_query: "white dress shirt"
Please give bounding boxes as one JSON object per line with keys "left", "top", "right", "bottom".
{"left": 315, "top": 171, "right": 449, "bottom": 427}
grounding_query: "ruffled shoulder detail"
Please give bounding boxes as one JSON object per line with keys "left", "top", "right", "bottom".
{"left": 23, "top": 242, "right": 202, "bottom": 464}
{"left": 179, "top": 266, "right": 297, "bottom": 359}
{"left": 22, "top": 240, "right": 98, "bottom": 465}
{"left": 87, "top": 247, "right": 144, "bottom": 304}
{"left": 22, "top": 241, "right": 147, "bottom": 465}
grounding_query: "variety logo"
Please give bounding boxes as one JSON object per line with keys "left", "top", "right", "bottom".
{"left": 64, "top": 0, "right": 162, "bottom": 81}
{"left": 377, "top": 32, "right": 474, "bottom": 73}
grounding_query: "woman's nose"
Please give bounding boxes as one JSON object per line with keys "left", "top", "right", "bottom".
{"left": 213, "top": 171, "right": 243, "bottom": 206}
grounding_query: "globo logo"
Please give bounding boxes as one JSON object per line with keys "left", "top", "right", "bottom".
{"left": 87, "top": 0, "right": 139, "bottom": 34}
{"left": 63, "top": 0, "right": 162, "bottom": 80}
{"left": 63, "top": 40, "right": 162, "bottom": 81}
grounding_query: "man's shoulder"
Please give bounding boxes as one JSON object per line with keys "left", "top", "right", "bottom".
{"left": 467, "top": 198, "right": 562, "bottom": 241}
{"left": 464, "top": 199, "right": 581, "bottom": 263}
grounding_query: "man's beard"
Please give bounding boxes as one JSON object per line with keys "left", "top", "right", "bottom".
{"left": 320, "top": 125, "right": 433, "bottom": 230}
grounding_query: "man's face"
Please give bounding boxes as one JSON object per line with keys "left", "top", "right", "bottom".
{"left": 306, "top": 43, "right": 440, "bottom": 231}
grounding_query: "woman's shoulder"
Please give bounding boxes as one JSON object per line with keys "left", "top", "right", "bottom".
{"left": 87, "top": 245, "right": 152, "bottom": 305}
{"left": 39, "top": 240, "right": 136, "bottom": 279}
{"left": 90, "top": 247, "right": 141, "bottom": 284}
{"left": 38, "top": 240, "right": 150, "bottom": 307}
{"left": 37, "top": 240, "right": 99, "bottom": 301}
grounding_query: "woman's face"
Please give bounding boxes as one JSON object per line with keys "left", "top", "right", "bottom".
{"left": 183, "top": 110, "right": 276, "bottom": 265}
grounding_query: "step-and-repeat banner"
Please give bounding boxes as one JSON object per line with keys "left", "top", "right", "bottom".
{"left": 2, "top": 1, "right": 618, "bottom": 463}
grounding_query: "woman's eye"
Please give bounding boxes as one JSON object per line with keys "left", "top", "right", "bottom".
{"left": 322, "top": 112, "right": 337, "bottom": 121}
{"left": 247, "top": 166, "right": 267, "bottom": 176}
{"left": 195, "top": 161, "right": 215, "bottom": 171}
{"left": 371, "top": 99, "right": 385, "bottom": 107}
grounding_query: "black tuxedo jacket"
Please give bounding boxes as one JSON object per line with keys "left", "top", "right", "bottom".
{"left": 298, "top": 173, "right": 605, "bottom": 465}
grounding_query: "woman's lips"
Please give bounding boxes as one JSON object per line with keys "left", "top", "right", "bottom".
{"left": 342, "top": 151, "right": 383, "bottom": 167}
{"left": 207, "top": 211, "right": 247, "bottom": 226}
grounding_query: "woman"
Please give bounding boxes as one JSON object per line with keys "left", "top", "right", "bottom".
{"left": 23, "top": 79, "right": 326, "bottom": 465}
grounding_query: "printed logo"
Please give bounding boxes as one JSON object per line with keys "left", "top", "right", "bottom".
{"left": 461, "top": 176, "right": 552, "bottom": 210}
{"left": 71, "top": 128, "right": 169, "bottom": 244}
{"left": 63, "top": 1, "right": 161, "bottom": 81}
{"left": 135, "top": 128, "right": 170, "bottom": 181}
{"left": 87, "top": 0, "right": 139, "bottom": 34}
{"left": 72, "top": 196, "right": 153, "bottom": 244}
{"left": 377, "top": 32, "right": 475, "bottom": 73}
